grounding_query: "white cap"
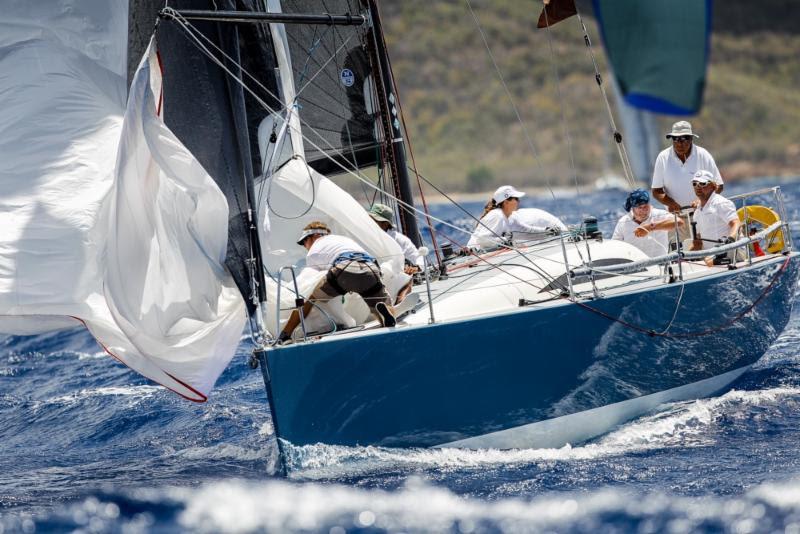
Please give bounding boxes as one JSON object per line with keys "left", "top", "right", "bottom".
{"left": 692, "top": 170, "right": 714, "bottom": 185}
{"left": 492, "top": 185, "right": 526, "bottom": 204}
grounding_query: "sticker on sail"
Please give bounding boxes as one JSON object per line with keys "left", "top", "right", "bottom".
{"left": 340, "top": 68, "right": 355, "bottom": 87}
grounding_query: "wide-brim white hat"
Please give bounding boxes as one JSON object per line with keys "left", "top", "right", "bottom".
{"left": 666, "top": 120, "right": 699, "bottom": 139}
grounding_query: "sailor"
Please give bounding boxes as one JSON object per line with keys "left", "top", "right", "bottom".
{"left": 651, "top": 120, "right": 723, "bottom": 214}
{"left": 689, "top": 170, "right": 741, "bottom": 265}
{"left": 277, "top": 221, "right": 396, "bottom": 344}
{"left": 612, "top": 188, "right": 684, "bottom": 257}
{"left": 368, "top": 203, "right": 425, "bottom": 274}
{"left": 466, "top": 185, "right": 558, "bottom": 250}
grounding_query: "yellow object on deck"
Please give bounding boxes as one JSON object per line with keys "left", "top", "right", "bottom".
{"left": 737, "top": 205, "right": 785, "bottom": 254}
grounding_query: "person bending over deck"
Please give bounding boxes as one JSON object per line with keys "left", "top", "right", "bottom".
{"left": 467, "top": 186, "right": 558, "bottom": 250}
{"left": 277, "top": 222, "right": 396, "bottom": 344}
{"left": 689, "top": 170, "right": 742, "bottom": 266}
{"left": 612, "top": 188, "right": 684, "bottom": 257}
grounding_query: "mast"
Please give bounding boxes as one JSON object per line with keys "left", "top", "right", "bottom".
{"left": 363, "top": 0, "right": 421, "bottom": 246}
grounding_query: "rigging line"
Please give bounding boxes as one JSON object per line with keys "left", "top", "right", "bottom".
{"left": 376, "top": 21, "right": 442, "bottom": 265}
{"left": 578, "top": 256, "right": 791, "bottom": 338}
{"left": 166, "top": 9, "right": 479, "bottom": 239}
{"left": 167, "top": 10, "right": 372, "bottom": 209}
{"left": 433, "top": 231, "right": 567, "bottom": 294}
{"left": 166, "top": 11, "right": 317, "bottom": 220}
{"left": 655, "top": 276, "right": 685, "bottom": 335}
{"left": 463, "top": 0, "right": 558, "bottom": 205}
{"left": 328, "top": 19, "right": 369, "bottom": 205}
{"left": 572, "top": 8, "right": 636, "bottom": 186}
{"left": 541, "top": 3, "right": 583, "bottom": 208}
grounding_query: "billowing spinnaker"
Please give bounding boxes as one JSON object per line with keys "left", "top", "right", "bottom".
{"left": 102, "top": 40, "right": 247, "bottom": 399}
{"left": 593, "top": 0, "right": 711, "bottom": 115}
{"left": 0, "top": 22, "right": 246, "bottom": 400}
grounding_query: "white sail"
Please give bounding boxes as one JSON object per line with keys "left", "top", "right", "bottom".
{"left": 101, "top": 40, "right": 247, "bottom": 399}
{"left": 0, "top": 2, "right": 247, "bottom": 401}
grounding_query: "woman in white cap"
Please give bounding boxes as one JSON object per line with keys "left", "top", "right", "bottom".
{"left": 466, "top": 185, "right": 556, "bottom": 250}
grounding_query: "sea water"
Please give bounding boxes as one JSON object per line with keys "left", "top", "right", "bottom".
{"left": 3, "top": 178, "right": 800, "bottom": 533}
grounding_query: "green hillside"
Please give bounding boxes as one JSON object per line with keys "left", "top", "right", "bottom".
{"left": 377, "top": 0, "right": 800, "bottom": 193}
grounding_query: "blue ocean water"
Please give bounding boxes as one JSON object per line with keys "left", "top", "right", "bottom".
{"left": 3, "top": 178, "right": 800, "bottom": 533}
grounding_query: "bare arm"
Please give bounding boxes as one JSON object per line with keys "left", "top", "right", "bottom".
{"left": 633, "top": 216, "right": 684, "bottom": 237}
{"left": 651, "top": 187, "right": 682, "bottom": 213}
{"left": 727, "top": 217, "right": 741, "bottom": 239}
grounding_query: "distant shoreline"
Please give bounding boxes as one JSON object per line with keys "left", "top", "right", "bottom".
{"left": 417, "top": 175, "right": 800, "bottom": 206}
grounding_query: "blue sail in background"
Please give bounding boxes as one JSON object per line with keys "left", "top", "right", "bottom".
{"left": 592, "top": 0, "right": 713, "bottom": 115}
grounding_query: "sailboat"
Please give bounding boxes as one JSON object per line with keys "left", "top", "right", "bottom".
{"left": 2, "top": 0, "right": 797, "bottom": 465}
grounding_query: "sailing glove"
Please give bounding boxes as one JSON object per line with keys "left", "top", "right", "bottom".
{"left": 723, "top": 236, "right": 736, "bottom": 244}
{"left": 546, "top": 226, "right": 561, "bottom": 236}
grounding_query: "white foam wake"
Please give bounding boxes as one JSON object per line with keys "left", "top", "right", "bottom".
{"left": 285, "top": 386, "right": 800, "bottom": 478}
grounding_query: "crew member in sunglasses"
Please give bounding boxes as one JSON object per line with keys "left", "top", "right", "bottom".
{"left": 651, "top": 121, "right": 723, "bottom": 241}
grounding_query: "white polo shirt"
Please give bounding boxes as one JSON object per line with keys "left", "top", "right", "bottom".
{"left": 693, "top": 193, "right": 739, "bottom": 250}
{"left": 612, "top": 207, "right": 672, "bottom": 257}
{"left": 388, "top": 229, "right": 425, "bottom": 268}
{"left": 304, "top": 234, "right": 366, "bottom": 271}
{"left": 651, "top": 145, "right": 723, "bottom": 207}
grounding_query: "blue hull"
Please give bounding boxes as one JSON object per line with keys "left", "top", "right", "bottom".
{"left": 259, "top": 254, "right": 800, "bottom": 448}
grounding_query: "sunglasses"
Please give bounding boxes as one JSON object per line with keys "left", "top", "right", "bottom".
{"left": 692, "top": 181, "right": 712, "bottom": 187}
{"left": 671, "top": 135, "right": 693, "bottom": 143}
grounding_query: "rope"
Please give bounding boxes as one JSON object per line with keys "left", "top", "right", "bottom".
{"left": 573, "top": 256, "right": 791, "bottom": 338}
{"left": 462, "top": 0, "right": 559, "bottom": 205}
{"left": 377, "top": 22, "right": 443, "bottom": 265}
{"left": 540, "top": 2, "right": 583, "bottom": 206}
{"left": 572, "top": 8, "right": 636, "bottom": 186}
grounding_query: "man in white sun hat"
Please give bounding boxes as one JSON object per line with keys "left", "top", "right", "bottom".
{"left": 651, "top": 120, "right": 723, "bottom": 214}
{"left": 467, "top": 185, "right": 559, "bottom": 250}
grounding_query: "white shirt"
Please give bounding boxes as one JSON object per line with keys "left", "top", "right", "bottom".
{"left": 467, "top": 209, "right": 511, "bottom": 249}
{"left": 468, "top": 208, "right": 552, "bottom": 249}
{"left": 651, "top": 145, "right": 722, "bottom": 207}
{"left": 388, "top": 229, "right": 425, "bottom": 268}
{"left": 693, "top": 192, "right": 738, "bottom": 250}
{"left": 511, "top": 208, "right": 566, "bottom": 231}
{"left": 612, "top": 207, "right": 672, "bottom": 257}
{"left": 303, "top": 234, "right": 366, "bottom": 271}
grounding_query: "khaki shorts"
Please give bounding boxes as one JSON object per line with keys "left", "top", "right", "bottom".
{"left": 312, "top": 260, "right": 391, "bottom": 311}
